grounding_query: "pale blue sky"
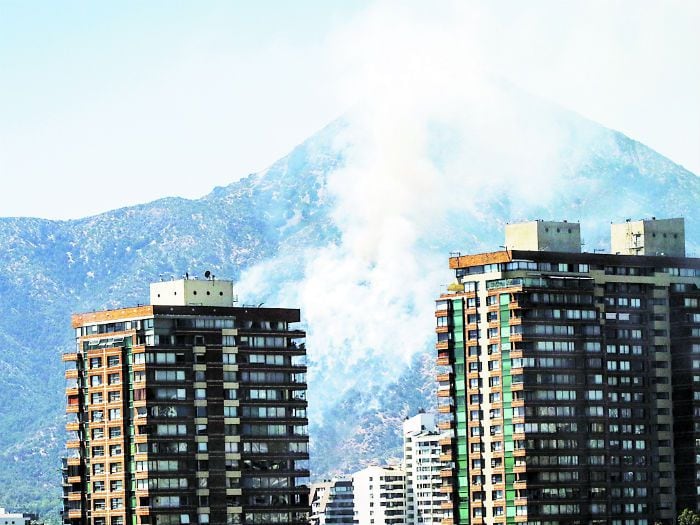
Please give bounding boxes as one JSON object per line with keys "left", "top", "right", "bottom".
{"left": 1, "top": 1, "right": 698, "bottom": 219}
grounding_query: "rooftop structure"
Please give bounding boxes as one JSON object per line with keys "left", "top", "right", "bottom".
{"left": 504, "top": 220, "right": 581, "bottom": 253}
{"left": 611, "top": 217, "right": 685, "bottom": 257}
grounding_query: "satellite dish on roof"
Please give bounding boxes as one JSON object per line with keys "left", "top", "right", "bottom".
{"left": 204, "top": 270, "right": 211, "bottom": 279}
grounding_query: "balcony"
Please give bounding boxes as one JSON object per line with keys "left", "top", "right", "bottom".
{"left": 439, "top": 436, "right": 454, "bottom": 447}
{"left": 437, "top": 404, "right": 453, "bottom": 414}
{"left": 67, "top": 492, "right": 81, "bottom": 501}
{"left": 67, "top": 510, "right": 82, "bottom": 519}
{"left": 62, "top": 352, "right": 78, "bottom": 362}
{"left": 66, "top": 457, "right": 81, "bottom": 466}
{"left": 436, "top": 372, "right": 452, "bottom": 382}
{"left": 436, "top": 356, "right": 451, "bottom": 366}
{"left": 437, "top": 389, "right": 451, "bottom": 399}
{"left": 439, "top": 484, "right": 453, "bottom": 494}
{"left": 437, "top": 420, "right": 453, "bottom": 431}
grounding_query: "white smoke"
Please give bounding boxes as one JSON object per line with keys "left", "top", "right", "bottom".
{"left": 237, "top": 2, "right": 601, "bottom": 412}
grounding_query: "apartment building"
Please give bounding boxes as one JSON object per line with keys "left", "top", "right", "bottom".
{"left": 309, "top": 477, "right": 354, "bottom": 525}
{"left": 404, "top": 413, "right": 447, "bottom": 524}
{"left": 352, "top": 466, "right": 406, "bottom": 525}
{"left": 436, "top": 218, "right": 700, "bottom": 525}
{"left": 62, "top": 277, "right": 309, "bottom": 525}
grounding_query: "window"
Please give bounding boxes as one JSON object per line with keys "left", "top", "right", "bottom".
{"left": 155, "top": 370, "right": 186, "bottom": 382}
{"left": 110, "top": 479, "right": 123, "bottom": 491}
{"left": 107, "top": 355, "right": 120, "bottom": 367}
{"left": 108, "top": 373, "right": 120, "bottom": 385}
{"left": 157, "top": 424, "right": 188, "bottom": 436}
{"left": 155, "top": 388, "right": 187, "bottom": 400}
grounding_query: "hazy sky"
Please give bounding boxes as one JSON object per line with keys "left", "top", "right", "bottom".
{"left": 1, "top": 0, "right": 698, "bottom": 220}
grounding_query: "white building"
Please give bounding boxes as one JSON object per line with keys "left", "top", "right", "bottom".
{"left": 403, "top": 413, "right": 447, "bottom": 525}
{"left": 352, "top": 466, "right": 406, "bottom": 525}
{"left": 0, "top": 508, "right": 31, "bottom": 525}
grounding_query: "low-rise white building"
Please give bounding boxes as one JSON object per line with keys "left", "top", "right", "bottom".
{"left": 0, "top": 508, "right": 31, "bottom": 525}
{"left": 352, "top": 466, "right": 406, "bottom": 525}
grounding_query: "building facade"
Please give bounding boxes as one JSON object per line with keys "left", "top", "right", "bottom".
{"left": 0, "top": 508, "right": 33, "bottom": 525}
{"left": 62, "top": 278, "right": 309, "bottom": 525}
{"left": 309, "top": 478, "right": 354, "bottom": 525}
{"left": 403, "top": 413, "right": 448, "bottom": 524}
{"left": 436, "top": 219, "right": 700, "bottom": 525}
{"left": 352, "top": 466, "right": 406, "bottom": 525}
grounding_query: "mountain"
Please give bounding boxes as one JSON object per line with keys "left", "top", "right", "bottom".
{"left": 0, "top": 100, "right": 698, "bottom": 520}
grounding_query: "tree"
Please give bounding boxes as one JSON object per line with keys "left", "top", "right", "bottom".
{"left": 679, "top": 508, "right": 700, "bottom": 525}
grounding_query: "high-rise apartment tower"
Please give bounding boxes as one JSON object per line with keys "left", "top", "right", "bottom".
{"left": 62, "top": 277, "right": 309, "bottom": 525}
{"left": 436, "top": 218, "right": 700, "bottom": 525}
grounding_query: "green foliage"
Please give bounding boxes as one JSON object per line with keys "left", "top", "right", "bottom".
{"left": 679, "top": 509, "right": 700, "bottom": 525}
